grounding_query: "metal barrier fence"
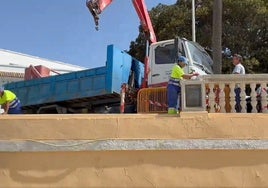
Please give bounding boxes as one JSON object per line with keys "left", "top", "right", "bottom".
{"left": 137, "top": 87, "right": 168, "bottom": 113}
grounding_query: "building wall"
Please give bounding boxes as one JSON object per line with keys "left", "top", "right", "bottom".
{"left": 0, "top": 49, "right": 86, "bottom": 74}
{"left": 0, "top": 48, "right": 86, "bottom": 89}
{"left": 0, "top": 112, "right": 268, "bottom": 187}
{"left": 0, "top": 49, "right": 87, "bottom": 89}
{"left": 0, "top": 71, "right": 24, "bottom": 87}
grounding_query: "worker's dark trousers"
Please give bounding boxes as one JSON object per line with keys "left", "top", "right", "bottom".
{"left": 167, "top": 84, "right": 181, "bottom": 111}
{"left": 8, "top": 102, "right": 22, "bottom": 114}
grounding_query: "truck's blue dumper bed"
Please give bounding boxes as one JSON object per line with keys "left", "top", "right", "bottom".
{"left": 5, "top": 45, "right": 144, "bottom": 112}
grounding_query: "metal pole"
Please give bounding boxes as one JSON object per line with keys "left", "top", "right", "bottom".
{"left": 120, "top": 83, "right": 126, "bottom": 113}
{"left": 192, "top": 0, "right": 196, "bottom": 42}
{"left": 212, "top": 0, "right": 222, "bottom": 73}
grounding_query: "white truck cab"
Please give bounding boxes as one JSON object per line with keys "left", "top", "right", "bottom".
{"left": 148, "top": 38, "right": 213, "bottom": 87}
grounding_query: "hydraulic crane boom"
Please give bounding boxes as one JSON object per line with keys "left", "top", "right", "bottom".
{"left": 86, "top": 0, "right": 157, "bottom": 43}
{"left": 131, "top": 0, "right": 157, "bottom": 43}
{"left": 86, "top": 0, "right": 157, "bottom": 88}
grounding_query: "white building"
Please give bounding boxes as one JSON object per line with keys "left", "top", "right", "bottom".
{"left": 0, "top": 49, "right": 86, "bottom": 86}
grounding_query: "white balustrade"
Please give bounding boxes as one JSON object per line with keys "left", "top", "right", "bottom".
{"left": 200, "top": 74, "right": 268, "bottom": 113}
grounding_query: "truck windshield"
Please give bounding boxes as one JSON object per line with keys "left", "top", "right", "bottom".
{"left": 186, "top": 41, "right": 213, "bottom": 74}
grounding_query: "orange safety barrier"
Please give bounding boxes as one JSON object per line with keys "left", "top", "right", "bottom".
{"left": 137, "top": 87, "right": 168, "bottom": 113}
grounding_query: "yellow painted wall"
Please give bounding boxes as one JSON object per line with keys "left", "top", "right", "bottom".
{"left": 0, "top": 113, "right": 268, "bottom": 140}
{"left": 1, "top": 112, "right": 268, "bottom": 187}
{"left": 1, "top": 150, "right": 268, "bottom": 187}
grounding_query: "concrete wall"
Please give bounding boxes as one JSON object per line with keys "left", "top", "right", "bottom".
{"left": 1, "top": 150, "right": 268, "bottom": 187}
{"left": 1, "top": 112, "right": 268, "bottom": 187}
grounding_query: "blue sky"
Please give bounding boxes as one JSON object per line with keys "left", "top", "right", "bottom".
{"left": 0, "top": 0, "right": 176, "bottom": 69}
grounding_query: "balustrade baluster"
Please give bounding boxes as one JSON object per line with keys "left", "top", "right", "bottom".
{"left": 219, "top": 83, "right": 225, "bottom": 112}
{"left": 224, "top": 84, "right": 231, "bottom": 113}
{"left": 261, "top": 83, "right": 268, "bottom": 113}
{"left": 240, "top": 83, "right": 247, "bottom": 113}
{"left": 250, "top": 83, "right": 258, "bottom": 113}
{"left": 229, "top": 83, "right": 236, "bottom": 113}
{"left": 208, "top": 83, "right": 215, "bottom": 113}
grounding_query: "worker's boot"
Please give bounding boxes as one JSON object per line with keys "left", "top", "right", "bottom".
{"left": 168, "top": 108, "right": 177, "bottom": 114}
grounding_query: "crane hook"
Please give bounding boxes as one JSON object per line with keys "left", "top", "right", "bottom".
{"left": 86, "top": 0, "right": 100, "bottom": 31}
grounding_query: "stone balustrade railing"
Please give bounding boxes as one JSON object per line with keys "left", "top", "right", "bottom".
{"left": 202, "top": 74, "right": 268, "bottom": 113}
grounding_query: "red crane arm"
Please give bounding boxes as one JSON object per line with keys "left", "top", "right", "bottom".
{"left": 131, "top": 0, "right": 157, "bottom": 43}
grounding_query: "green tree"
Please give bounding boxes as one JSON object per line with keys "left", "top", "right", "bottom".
{"left": 222, "top": 0, "right": 267, "bottom": 73}
{"left": 129, "top": 2, "right": 193, "bottom": 62}
{"left": 128, "top": 0, "right": 268, "bottom": 74}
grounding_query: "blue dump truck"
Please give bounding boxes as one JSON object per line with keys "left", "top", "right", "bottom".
{"left": 4, "top": 45, "right": 144, "bottom": 114}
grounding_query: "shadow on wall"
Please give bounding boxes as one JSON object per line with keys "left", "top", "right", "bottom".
{"left": 0, "top": 150, "right": 268, "bottom": 185}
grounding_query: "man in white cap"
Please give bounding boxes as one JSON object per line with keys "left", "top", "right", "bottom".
{"left": 0, "top": 86, "right": 22, "bottom": 114}
{"left": 167, "top": 56, "right": 199, "bottom": 114}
